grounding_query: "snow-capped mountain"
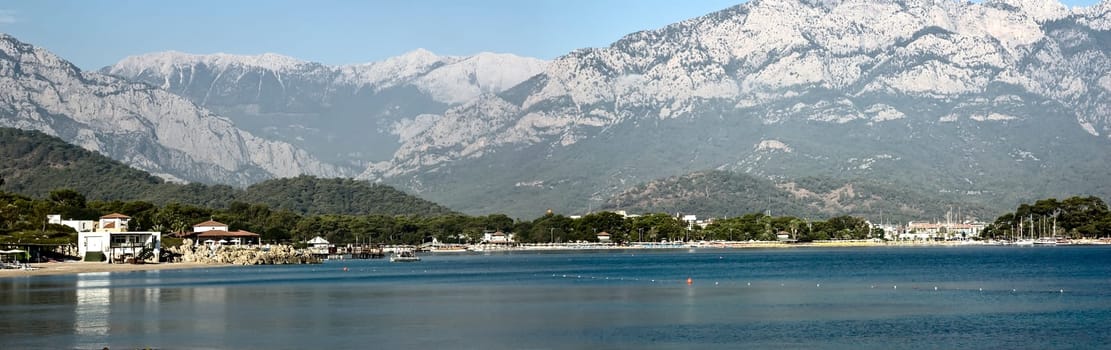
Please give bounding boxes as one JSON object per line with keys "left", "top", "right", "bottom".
{"left": 103, "top": 49, "right": 547, "bottom": 165}
{"left": 364, "top": 0, "right": 1111, "bottom": 217}
{"left": 0, "top": 34, "right": 348, "bottom": 185}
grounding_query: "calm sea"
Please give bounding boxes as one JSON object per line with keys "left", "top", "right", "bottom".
{"left": 2, "top": 246, "right": 1111, "bottom": 349}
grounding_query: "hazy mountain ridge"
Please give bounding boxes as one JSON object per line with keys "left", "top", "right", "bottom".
{"left": 363, "top": 0, "right": 1111, "bottom": 217}
{"left": 0, "top": 34, "right": 347, "bottom": 186}
{"left": 105, "top": 48, "right": 548, "bottom": 105}
{"left": 103, "top": 49, "right": 547, "bottom": 164}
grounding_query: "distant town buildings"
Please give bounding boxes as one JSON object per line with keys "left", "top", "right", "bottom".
{"left": 596, "top": 209, "right": 986, "bottom": 242}
{"left": 876, "top": 221, "right": 986, "bottom": 241}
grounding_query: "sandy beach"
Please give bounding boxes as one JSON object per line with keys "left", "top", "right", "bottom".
{"left": 0, "top": 262, "right": 231, "bottom": 278}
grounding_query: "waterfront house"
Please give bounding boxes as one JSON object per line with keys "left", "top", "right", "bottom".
{"left": 597, "top": 231, "right": 611, "bottom": 242}
{"left": 197, "top": 229, "right": 260, "bottom": 245}
{"left": 77, "top": 213, "right": 161, "bottom": 263}
{"left": 308, "top": 236, "right": 331, "bottom": 255}
{"left": 196, "top": 230, "right": 260, "bottom": 245}
{"left": 189, "top": 220, "right": 260, "bottom": 246}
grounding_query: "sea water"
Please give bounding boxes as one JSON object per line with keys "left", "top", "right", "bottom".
{"left": 2, "top": 246, "right": 1111, "bottom": 349}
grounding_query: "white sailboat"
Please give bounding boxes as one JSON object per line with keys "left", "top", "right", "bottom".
{"left": 1015, "top": 218, "right": 1034, "bottom": 246}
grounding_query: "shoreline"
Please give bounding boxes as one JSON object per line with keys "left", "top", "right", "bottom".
{"left": 0, "top": 261, "right": 232, "bottom": 278}
{"left": 440, "top": 239, "right": 1111, "bottom": 252}
{"left": 6, "top": 240, "right": 1108, "bottom": 278}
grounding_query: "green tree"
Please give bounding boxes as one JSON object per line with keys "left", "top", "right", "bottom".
{"left": 576, "top": 212, "right": 628, "bottom": 242}
{"left": 629, "top": 213, "right": 684, "bottom": 242}
{"left": 526, "top": 214, "right": 574, "bottom": 243}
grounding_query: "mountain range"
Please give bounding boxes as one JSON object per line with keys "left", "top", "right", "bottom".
{"left": 358, "top": 0, "right": 1111, "bottom": 217}
{"left": 102, "top": 49, "right": 547, "bottom": 166}
{"left": 3, "top": 0, "right": 1111, "bottom": 220}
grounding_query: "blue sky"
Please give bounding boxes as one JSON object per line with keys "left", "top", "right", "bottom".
{"left": 0, "top": 0, "right": 1102, "bottom": 70}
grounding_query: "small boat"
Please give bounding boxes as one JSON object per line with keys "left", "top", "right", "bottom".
{"left": 389, "top": 250, "right": 421, "bottom": 262}
{"left": 1033, "top": 237, "right": 1058, "bottom": 246}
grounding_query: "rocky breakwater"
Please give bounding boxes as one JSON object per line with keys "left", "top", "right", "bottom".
{"left": 171, "top": 239, "right": 321, "bottom": 265}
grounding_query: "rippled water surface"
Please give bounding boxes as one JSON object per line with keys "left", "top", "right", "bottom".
{"left": 3, "top": 246, "right": 1111, "bottom": 349}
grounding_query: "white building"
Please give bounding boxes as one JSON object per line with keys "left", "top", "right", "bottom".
{"left": 903, "top": 221, "right": 985, "bottom": 240}
{"left": 189, "top": 220, "right": 259, "bottom": 246}
{"left": 482, "top": 230, "right": 515, "bottom": 243}
{"left": 680, "top": 214, "right": 713, "bottom": 229}
{"left": 307, "top": 236, "right": 331, "bottom": 255}
{"left": 192, "top": 220, "right": 229, "bottom": 233}
{"left": 77, "top": 213, "right": 161, "bottom": 263}
{"left": 47, "top": 214, "right": 95, "bottom": 233}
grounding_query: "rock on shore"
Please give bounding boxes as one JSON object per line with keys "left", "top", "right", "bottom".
{"left": 171, "top": 239, "right": 321, "bottom": 265}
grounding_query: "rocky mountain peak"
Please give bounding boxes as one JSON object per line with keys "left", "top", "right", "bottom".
{"left": 416, "top": 52, "right": 548, "bottom": 103}
{"left": 0, "top": 34, "right": 349, "bottom": 185}
{"left": 0, "top": 32, "right": 82, "bottom": 78}
{"left": 985, "top": 0, "right": 1070, "bottom": 21}
{"left": 335, "top": 48, "right": 455, "bottom": 88}
{"left": 1075, "top": 0, "right": 1111, "bottom": 29}
{"left": 108, "top": 50, "right": 314, "bottom": 78}
{"left": 394, "top": 48, "right": 445, "bottom": 65}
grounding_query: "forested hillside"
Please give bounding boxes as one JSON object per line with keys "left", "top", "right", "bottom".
{"left": 603, "top": 170, "right": 995, "bottom": 222}
{"left": 0, "top": 128, "right": 453, "bottom": 216}
{"left": 240, "top": 176, "right": 455, "bottom": 216}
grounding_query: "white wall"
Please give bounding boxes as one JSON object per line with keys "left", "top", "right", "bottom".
{"left": 194, "top": 225, "right": 228, "bottom": 233}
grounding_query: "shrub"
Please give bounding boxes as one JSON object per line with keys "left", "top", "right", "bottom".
{"left": 83, "top": 251, "right": 105, "bottom": 262}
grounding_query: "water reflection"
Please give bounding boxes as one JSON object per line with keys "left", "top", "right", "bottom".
{"left": 75, "top": 272, "right": 110, "bottom": 348}
{"left": 184, "top": 287, "right": 228, "bottom": 338}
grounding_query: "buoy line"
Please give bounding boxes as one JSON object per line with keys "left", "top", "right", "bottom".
{"left": 545, "top": 273, "right": 1071, "bottom": 294}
